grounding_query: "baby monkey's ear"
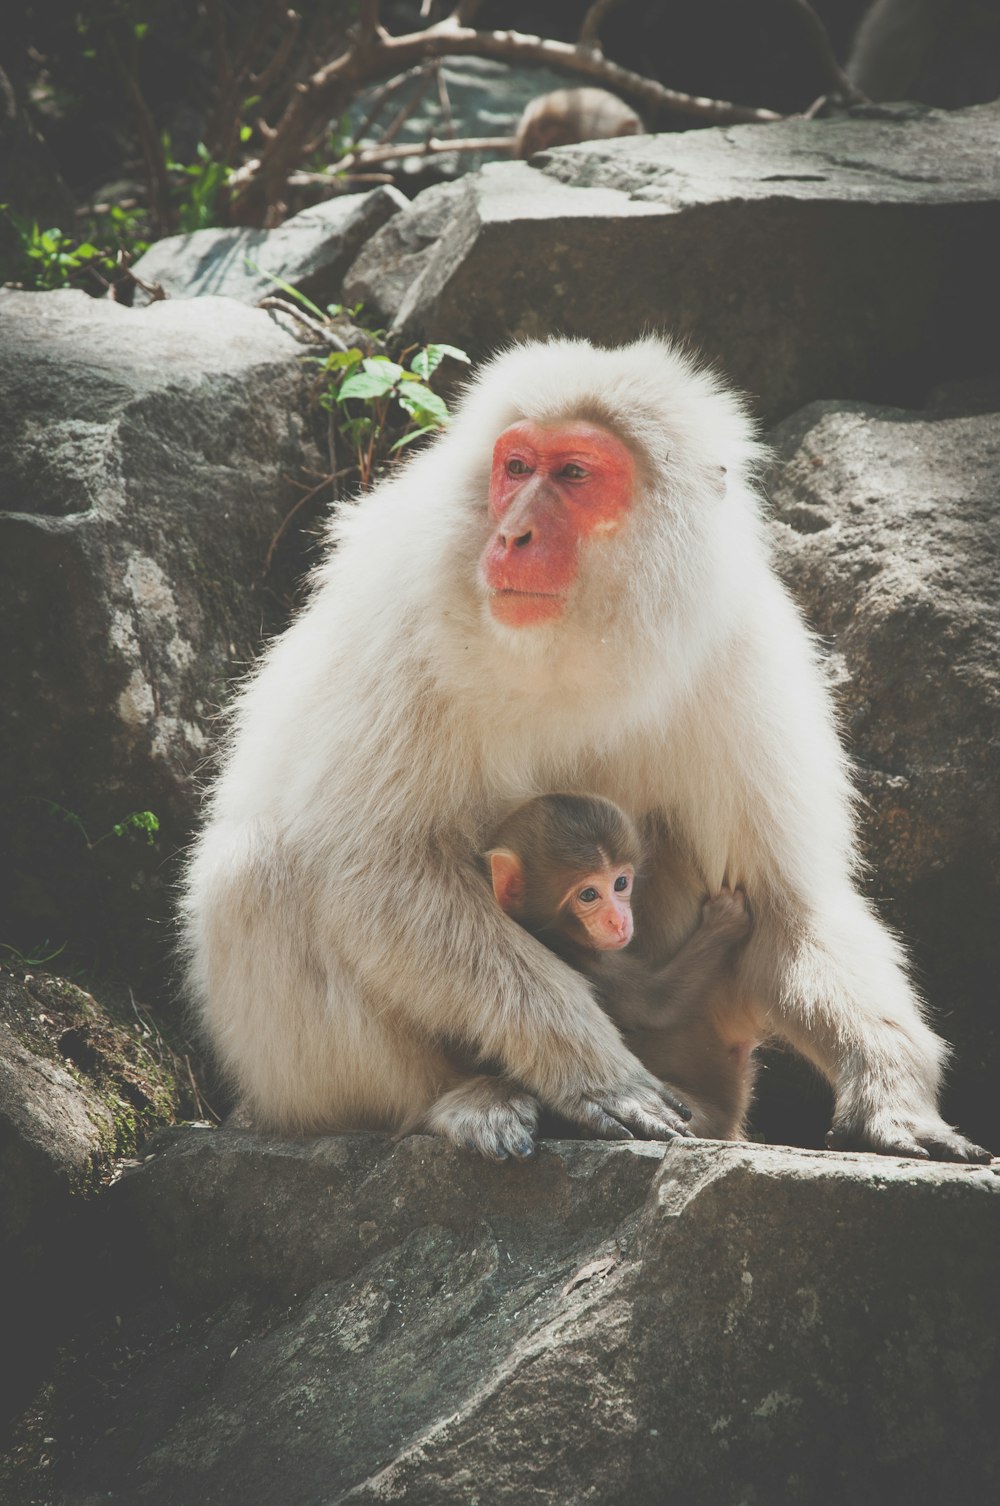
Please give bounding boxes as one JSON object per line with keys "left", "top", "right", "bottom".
{"left": 488, "top": 849, "right": 525, "bottom": 915}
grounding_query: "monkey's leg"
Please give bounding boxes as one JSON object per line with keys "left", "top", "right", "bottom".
{"left": 752, "top": 897, "right": 992, "bottom": 1163}
{"left": 421, "top": 1075, "right": 540, "bottom": 1161}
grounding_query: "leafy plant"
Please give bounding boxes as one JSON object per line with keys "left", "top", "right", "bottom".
{"left": 2, "top": 208, "right": 115, "bottom": 290}
{"left": 1, "top": 203, "right": 151, "bottom": 293}
{"left": 315, "top": 342, "right": 470, "bottom": 489}
{"left": 163, "top": 137, "right": 237, "bottom": 233}
{"left": 36, "top": 800, "right": 161, "bottom": 851}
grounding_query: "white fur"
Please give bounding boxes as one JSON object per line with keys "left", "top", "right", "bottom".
{"left": 181, "top": 335, "right": 971, "bottom": 1157}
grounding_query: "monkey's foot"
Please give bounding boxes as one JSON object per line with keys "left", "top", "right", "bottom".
{"left": 558, "top": 1068, "right": 694, "bottom": 1144}
{"left": 700, "top": 885, "right": 753, "bottom": 942}
{"left": 826, "top": 1113, "right": 992, "bottom": 1163}
{"left": 424, "top": 1074, "right": 539, "bottom": 1161}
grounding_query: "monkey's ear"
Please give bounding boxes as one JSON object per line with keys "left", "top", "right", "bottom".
{"left": 489, "top": 850, "right": 525, "bottom": 914}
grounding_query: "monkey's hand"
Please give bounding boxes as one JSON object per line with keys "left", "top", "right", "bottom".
{"left": 700, "top": 885, "right": 753, "bottom": 944}
{"left": 826, "top": 1112, "right": 992, "bottom": 1163}
{"left": 557, "top": 1067, "right": 695, "bottom": 1143}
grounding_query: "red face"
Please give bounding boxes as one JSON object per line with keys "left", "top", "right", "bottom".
{"left": 481, "top": 420, "right": 635, "bottom": 628}
{"left": 565, "top": 863, "right": 635, "bottom": 951}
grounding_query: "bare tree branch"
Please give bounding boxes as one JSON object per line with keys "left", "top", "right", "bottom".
{"left": 325, "top": 133, "right": 515, "bottom": 173}
{"left": 107, "top": 31, "right": 173, "bottom": 236}
{"left": 777, "top": 0, "right": 868, "bottom": 104}
{"left": 579, "top": 0, "right": 627, "bottom": 52}
{"left": 228, "top": 19, "right": 782, "bottom": 224}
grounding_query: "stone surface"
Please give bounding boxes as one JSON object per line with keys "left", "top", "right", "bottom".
{"left": 0, "top": 290, "right": 323, "bottom": 975}
{"left": 766, "top": 391, "right": 1000, "bottom": 1150}
{"left": 130, "top": 186, "right": 405, "bottom": 307}
{"left": 6, "top": 1128, "right": 997, "bottom": 1505}
{"left": 343, "top": 179, "right": 466, "bottom": 326}
{"left": 0, "top": 966, "right": 186, "bottom": 1424}
{"left": 348, "top": 102, "right": 1000, "bottom": 421}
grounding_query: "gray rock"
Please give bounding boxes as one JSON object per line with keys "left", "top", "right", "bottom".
{"left": 350, "top": 102, "right": 1000, "bottom": 421}
{"left": 130, "top": 185, "right": 406, "bottom": 308}
{"left": 768, "top": 392, "right": 1000, "bottom": 1148}
{"left": 0, "top": 965, "right": 185, "bottom": 1422}
{"left": 15, "top": 1128, "right": 999, "bottom": 1505}
{"left": 343, "top": 179, "right": 466, "bottom": 325}
{"left": 0, "top": 290, "right": 324, "bottom": 974}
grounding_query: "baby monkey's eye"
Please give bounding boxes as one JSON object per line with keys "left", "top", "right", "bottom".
{"left": 613, "top": 875, "right": 630, "bottom": 892}
{"left": 507, "top": 457, "right": 531, "bottom": 476}
{"left": 579, "top": 887, "right": 599, "bottom": 904}
{"left": 561, "top": 463, "right": 588, "bottom": 480}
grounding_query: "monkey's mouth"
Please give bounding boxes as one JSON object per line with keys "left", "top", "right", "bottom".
{"left": 487, "top": 588, "right": 567, "bottom": 627}
{"left": 489, "top": 589, "right": 565, "bottom": 602}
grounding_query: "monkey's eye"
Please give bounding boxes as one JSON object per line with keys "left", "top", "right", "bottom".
{"left": 579, "top": 887, "right": 599, "bottom": 904}
{"left": 507, "top": 457, "right": 532, "bottom": 476}
{"left": 613, "top": 875, "right": 630, "bottom": 893}
{"left": 560, "top": 463, "right": 588, "bottom": 481}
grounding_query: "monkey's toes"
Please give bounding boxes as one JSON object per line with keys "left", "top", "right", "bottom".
{"left": 921, "top": 1132, "right": 993, "bottom": 1164}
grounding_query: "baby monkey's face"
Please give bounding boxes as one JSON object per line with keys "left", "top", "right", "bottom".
{"left": 562, "top": 861, "right": 635, "bottom": 951}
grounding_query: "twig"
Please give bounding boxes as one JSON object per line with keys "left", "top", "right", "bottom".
{"left": 579, "top": 0, "right": 627, "bottom": 51}
{"left": 107, "top": 31, "right": 173, "bottom": 235}
{"left": 184, "top": 1053, "right": 221, "bottom": 1123}
{"left": 326, "top": 134, "right": 514, "bottom": 171}
{"left": 434, "top": 59, "right": 457, "bottom": 138}
{"left": 265, "top": 468, "right": 352, "bottom": 571}
{"left": 352, "top": 61, "right": 430, "bottom": 143}
{"left": 257, "top": 294, "right": 350, "bottom": 347}
{"left": 776, "top": 0, "right": 868, "bottom": 104}
{"left": 372, "top": 63, "right": 438, "bottom": 149}
{"left": 252, "top": 8, "right": 303, "bottom": 95}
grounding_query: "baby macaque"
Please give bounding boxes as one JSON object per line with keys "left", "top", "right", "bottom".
{"left": 487, "top": 795, "right": 756, "bottom": 1139}
{"left": 514, "top": 87, "right": 643, "bottom": 159}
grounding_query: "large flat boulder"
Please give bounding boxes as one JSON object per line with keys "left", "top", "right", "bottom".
{"left": 767, "top": 390, "right": 1000, "bottom": 1149}
{"left": 0, "top": 290, "right": 323, "bottom": 977}
{"left": 130, "top": 186, "right": 406, "bottom": 307}
{"left": 9, "top": 1129, "right": 997, "bottom": 1504}
{"left": 345, "top": 103, "right": 1000, "bottom": 421}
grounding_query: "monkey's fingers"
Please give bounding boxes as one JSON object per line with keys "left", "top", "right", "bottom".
{"left": 657, "top": 1082, "right": 693, "bottom": 1121}
{"left": 599, "top": 1091, "right": 695, "bottom": 1142}
{"left": 918, "top": 1132, "right": 992, "bottom": 1164}
{"left": 826, "top": 1121, "right": 992, "bottom": 1163}
{"left": 575, "top": 1101, "right": 635, "bottom": 1141}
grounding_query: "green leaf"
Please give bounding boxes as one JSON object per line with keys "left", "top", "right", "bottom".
{"left": 323, "top": 348, "right": 364, "bottom": 372}
{"left": 339, "top": 359, "right": 403, "bottom": 400}
{"left": 391, "top": 426, "right": 436, "bottom": 452}
{"left": 410, "top": 343, "right": 471, "bottom": 379}
{"left": 397, "top": 382, "right": 449, "bottom": 426}
{"left": 244, "top": 258, "right": 327, "bottom": 319}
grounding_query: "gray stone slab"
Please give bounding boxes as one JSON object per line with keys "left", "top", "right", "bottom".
{"left": 131, "top": 185, "right": 406, "bottom": 308}
{"left": 768, "top": 391, "right": 1000, "bottom": 1150}
{"left": 352, "top": 103, "right": 1000, "bottom": 421}
{"left": 15, "top": 1128, "right": 998, "bottom": 1505}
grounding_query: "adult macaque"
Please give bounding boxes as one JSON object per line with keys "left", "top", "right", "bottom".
{"left": 514, "top": 88, "right": 643, "bottom": 159}
{"left": 487, "top": 794, "right": 755, "bottom": 1139}
{"left": 183, "top": 335, "right": 989, "bottom": 1164}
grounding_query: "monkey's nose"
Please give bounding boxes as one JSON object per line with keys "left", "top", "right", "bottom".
{"left": 499, "top": 528, "right": 533, "bottom": 551}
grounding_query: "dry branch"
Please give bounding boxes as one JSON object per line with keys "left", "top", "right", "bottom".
{"left": 228, "top": 12, "right": 783, "bottom": 224}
